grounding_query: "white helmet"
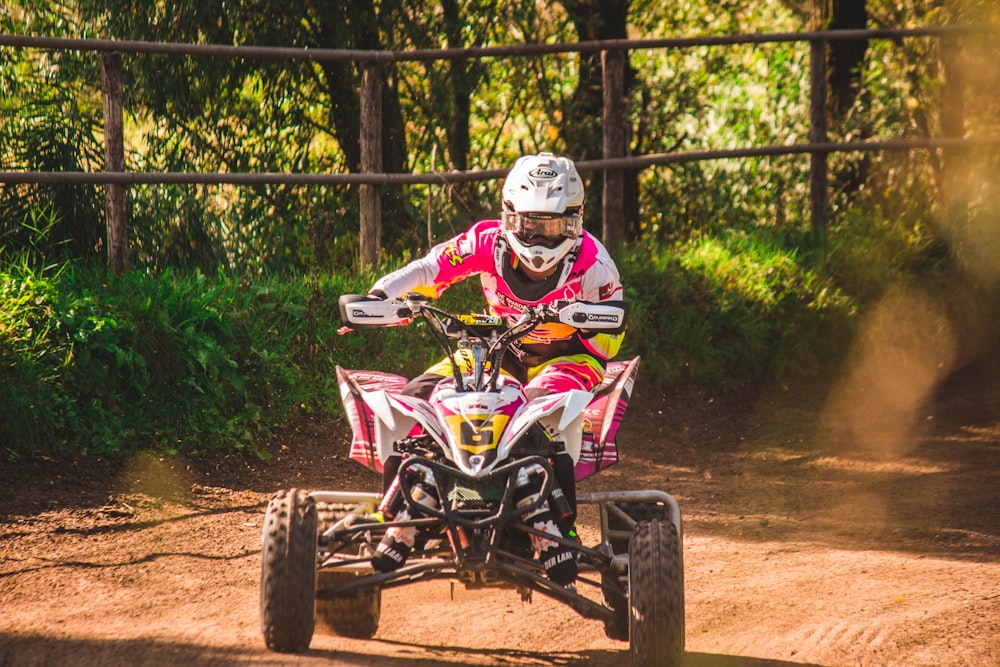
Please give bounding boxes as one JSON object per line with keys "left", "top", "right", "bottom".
{"left": 500, "top": 152, "right": 584, "bottom": 273}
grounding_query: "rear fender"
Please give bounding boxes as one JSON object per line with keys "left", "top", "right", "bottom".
{"left": 337, "top": 367, "right": 445, "bottom": 469}
{"left": 575, "top": 356, "right": 641, "bottom": 481}
{"left": 337, "top": 366, "right": 407, "bottom": 472}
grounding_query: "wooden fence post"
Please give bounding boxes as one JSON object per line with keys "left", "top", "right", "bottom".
{"left": 809, "top": 37, "right": 829, "bottom": 231}
{"left": 940, "top": 33, "right": 966, "bottom": 228}
{"left": 359, "top": 62, "right": 382, "bottom": 266}
{"left": 602, "top": 48, "right": 626, "bottom": 253}
{"left": 100, "top": 52, "right": 128, "bottom": 273}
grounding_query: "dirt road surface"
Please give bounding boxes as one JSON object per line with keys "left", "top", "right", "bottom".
{"left": 2, "top": 364, "right": 999, "bottom": 666}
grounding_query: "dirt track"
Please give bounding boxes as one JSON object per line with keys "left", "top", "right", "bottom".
{"left": 2, "top": 363, "right": 999, "bottom": 666}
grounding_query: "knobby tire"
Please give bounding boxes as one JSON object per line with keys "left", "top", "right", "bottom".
{"left": 260, "top": 488, "right": 317, "bottom": 653}
{"left": 629, "top": 518, "right": 684, "bottom": 667}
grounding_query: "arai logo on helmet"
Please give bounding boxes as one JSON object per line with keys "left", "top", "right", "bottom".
{"left": 528, "top": 167, "right": 558, "bottom": 179}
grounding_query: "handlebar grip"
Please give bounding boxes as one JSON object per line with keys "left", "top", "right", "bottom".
{"left": 338, "top": 294, "right": 412, "bottom": 329}
{"left": 555, "top": 301, "right": 628, "bottom": 332}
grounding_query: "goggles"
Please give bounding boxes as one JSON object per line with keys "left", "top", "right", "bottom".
{"left": 501, "top": 211, "right": 582, "bottom": 247}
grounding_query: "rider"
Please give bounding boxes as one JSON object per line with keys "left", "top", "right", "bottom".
{"left": 365, "top": 152, "right": 626, "bottom": 583}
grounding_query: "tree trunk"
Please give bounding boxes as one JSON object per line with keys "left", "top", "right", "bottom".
{"left": 317, "top": 0, "right": 412, "bottom": 253}
{"left": 810, "top": 37, "right": 829, "bottom": 231}
{"left": 360, "top": 62, "right": 382, "bottom": 266}
{"left": 602, "top": 49, "right": 626, "bottom": 253}
{"left": 828, "top": 0, "right": 868, "bottom": 122}
{"left": 940, "top": 33, "right": 966, "bottom": 229}
{"left": 441, "top": 0, "right": 478, "bottom": 223}
{"left": 560, "top": 0, "right": 636, "bottom": 242}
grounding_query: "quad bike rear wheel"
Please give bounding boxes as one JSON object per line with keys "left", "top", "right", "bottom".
{"left": 602, "top": 501, "right": 671, "bottom": 641}
{"left": 260, "top": 489, "right": 317, "bottom": 653}
{"left": 314, "top": 500, "right": 382, "bottom": 638}
{"left": 315, "top": 571, "right": 381, "bottom": 638}
{"left": 628, "top": 518, "right": 684, "bottom": 667}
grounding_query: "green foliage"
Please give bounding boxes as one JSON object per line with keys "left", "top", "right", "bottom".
{"left": 0, "top": 263, "right": 68, "bottom": 447}
{"left": 619, "top": 228, "right": 856, "bottom": 389}
{"left": 4, "top": 0, "right": 990, "bottom": 276}
{"left": 0, "top": 255, "right": 480, "bottom": 457}
{"left": 0, "top": 267, "right": 303, "bottom": 455}
{"left": 0, "top": 18, "right": 106, "bottom": 264}
{"left": 0, "top": 230, "right": 860, "bottom": 457}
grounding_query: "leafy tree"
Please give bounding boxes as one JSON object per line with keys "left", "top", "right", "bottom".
{"left": 72, "top": 0, "right": 582, "bottom": 261}
{"left": 73, "top": 0, "right": 406, "bottom": 267}
{"left": 1, "top": 2, "right": 106, "bottom": 265}
{"left": 4, "top": 0, "right": 992, "bottom": 275}
{"left": 628, "top": 0, "right": 815, "bottom": 242}
{"left": 780, "top": 0, "right": 870, "bottom": 122}
{"left": 559, "top": 0, "right": 638, "bottom": 236}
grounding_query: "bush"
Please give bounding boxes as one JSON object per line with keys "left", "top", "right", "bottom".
{"left": 619, "top": 228, "right": 856, "bottom": 389}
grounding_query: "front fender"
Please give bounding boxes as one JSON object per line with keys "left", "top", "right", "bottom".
{"left": 367, "top": 391, "right": 446, "bottom": 464}
{"left": 502, "top": 389, "right": 591, "bottom": 463}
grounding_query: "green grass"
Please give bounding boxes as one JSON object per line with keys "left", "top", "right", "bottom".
{"left": 619, "top": 228, "right": 857, "bottom": 389}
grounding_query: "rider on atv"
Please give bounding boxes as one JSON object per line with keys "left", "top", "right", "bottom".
{"left": 362, "top": 152, "right": 627, "bottom": 584}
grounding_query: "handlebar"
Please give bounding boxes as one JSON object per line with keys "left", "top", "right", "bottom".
{"left": 338, "top": 292, "right": 627, "bottom": 392}
{"left": 338, "top": 293, "right": 626, "bottom": 336}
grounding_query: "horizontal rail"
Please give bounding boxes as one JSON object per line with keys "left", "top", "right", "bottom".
{"left": 1, "top": 25, "right": 995, "bottom": 63}
{"left": 3, "top": 137, "right": 996, "bottom": 186}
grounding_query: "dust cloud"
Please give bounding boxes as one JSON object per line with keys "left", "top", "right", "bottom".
{"left": 819, "top": 286, "right": 958, "bottom": 458}
{"left": 121, "top": 451, "right": 192, "bottom": 502}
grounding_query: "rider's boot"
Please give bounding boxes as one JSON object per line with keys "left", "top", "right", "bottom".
{"left": 551, "top": 450, "right": 582, "bottom": 547}
{"left": 517, "top": 476, "right": 578, "bottom": 586}
{"left": 371, "top": 482, "right": 438, "bottom": 573}
{"left": 537, "top": 520, "right": 578, "bottom": 585}
{"left": 552, "top": 451, "right": 577, "bottom": 519}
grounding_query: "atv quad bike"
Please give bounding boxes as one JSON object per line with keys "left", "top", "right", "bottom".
{"left": 260, "top": 293, "right": 684, "bottom": 666}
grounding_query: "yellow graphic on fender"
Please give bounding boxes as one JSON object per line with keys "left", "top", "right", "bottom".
{"left": 444, "top": 414, "right": 510, "bottom": 454}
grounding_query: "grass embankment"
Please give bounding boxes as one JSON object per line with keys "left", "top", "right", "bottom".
{"left": 4, "top": 225, "right": 944, "bottom": 459}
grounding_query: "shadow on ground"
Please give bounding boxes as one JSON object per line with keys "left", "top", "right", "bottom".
{"left": 0, "top": 633, "right": 825, "bottom": 667}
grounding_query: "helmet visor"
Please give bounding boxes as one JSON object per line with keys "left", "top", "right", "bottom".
{"left": 501, "top": 211, "right": 581, "bottom": 248}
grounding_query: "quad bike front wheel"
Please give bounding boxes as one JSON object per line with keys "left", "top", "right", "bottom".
{"left": 602, "top": 500, "right": 671, "bottom": 641}
{"left": 628, "top": 518, "right": 684, "bottom": 667}
{"left": 260, "top": 489, "right": 317, "bottom": 653}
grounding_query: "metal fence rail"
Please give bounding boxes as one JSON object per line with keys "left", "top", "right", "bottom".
{"left": 2, "top": 25, "right": 997, "bottom": 269}
{"left": 0, "top": 25, "right": 990, "bottom": 61}
{"left": 2, "top": 137, "right": 996, "bottom": 186}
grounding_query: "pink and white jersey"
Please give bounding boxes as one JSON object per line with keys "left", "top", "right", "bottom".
{"left": 370, "top": 220, "right": 625, "bottom": 363}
